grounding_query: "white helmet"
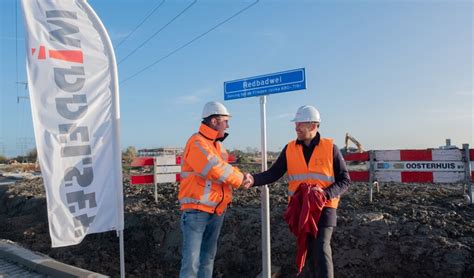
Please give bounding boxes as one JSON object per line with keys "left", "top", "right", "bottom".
{"left": 201, "top": 101, "right": 231, "bottom": 118}
{"left": 291, "top": 105, "right": 321, "bottom": 123}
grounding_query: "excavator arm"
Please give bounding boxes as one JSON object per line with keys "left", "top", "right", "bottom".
{"left": 344, "top": 132, "right": 364, "bottom": 153}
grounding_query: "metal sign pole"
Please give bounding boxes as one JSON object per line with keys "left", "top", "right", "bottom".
{"left": 463, "top": 144, "right": 472, "bottom": 205}
{"left": 153, "top": 157, "right": 158, "bottom": 203}
{"left": 260, "top": 95, "right": 271, "bottom": 278}
{"left": 369, "top": 150, "right": 375, "bottom": 203}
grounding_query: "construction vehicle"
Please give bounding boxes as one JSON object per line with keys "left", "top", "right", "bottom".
{"left": 344, "top": 132, "right": 364, "bottom": 153}
{"left": 342, "top": 132, "right": 366, "bottom": 166}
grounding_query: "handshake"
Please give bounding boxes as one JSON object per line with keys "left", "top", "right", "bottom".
{"left": 241, "top": 173, "right": 254, "bottom": 189}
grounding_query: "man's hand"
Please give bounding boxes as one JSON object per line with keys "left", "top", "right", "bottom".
{"left": 311, "top": 186, "right": 324, "bottom": 193}
{"left": 241, "top": 173, "right": 254, "bottom": 189}
{"left": 311, "top": 186, "right": 328, "bottom": 199}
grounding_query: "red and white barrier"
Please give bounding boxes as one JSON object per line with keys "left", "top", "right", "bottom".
{"left": 345, "top": 146, "right": 474, "bottom": 204}
{"left": 345, "top": 148, "right": 474, "bottom": 183}
{"left": 130, "top": 155, "right": 181, "bottom": 203}
{"left": 154, "top": 155, "right": 182, "bottom": 184}
{"left": 130, "top": 153, "right": 237, "bottom": 202}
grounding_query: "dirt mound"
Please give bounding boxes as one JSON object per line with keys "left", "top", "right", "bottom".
{"left": 0, "top": 172, "right": 473, "bottom": 277}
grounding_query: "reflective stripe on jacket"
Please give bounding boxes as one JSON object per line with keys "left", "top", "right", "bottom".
{"left": 178, "top": 123, "right": 243, "bottom": 215}
{"left": 286, "top": 137, "right": 339, "bottom": 208}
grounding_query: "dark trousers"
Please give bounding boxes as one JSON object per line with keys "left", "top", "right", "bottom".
{"left": 300, "top": 227, "right": 334, "bottom": 278}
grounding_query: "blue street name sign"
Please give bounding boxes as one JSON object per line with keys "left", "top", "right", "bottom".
{"left": 224, "top": 68, "right": 306, "bottom": 100}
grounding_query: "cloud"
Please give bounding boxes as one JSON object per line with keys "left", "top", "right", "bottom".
{"left": 423, "top": 90, "right": 473, "bottom": 120}
{"left": 108, "top": 30, "right": 132, "bottom": 43}
{"left": 450, "top": 113, "right": 474, "bottom": 120}
{"left": 263, "top": 31, "right": 287, "bottom": 45}
{"left": 424, "top": 108, "right": 473, "bottom": 120}
{"left": 178, "top": 95, "right": 200, "bottom": 103}
{"left": 193, "top": 86, "right": 217, "bottom": 97}
{"left": 271, "top": 113, "right": 293, "bottom": 120}
{"left": 174, "top": 85, "right": 219, "bottom": 104}
{"left": 259, "top": 31, "right": 287, "bottom": 56}
{"left": 455, "top": 90, "right": 473, "bottom": 97}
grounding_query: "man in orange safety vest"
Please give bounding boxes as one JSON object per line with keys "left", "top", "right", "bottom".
{"left": 178, "top": 101, "right": 249, "bottom": 278}
{"left": 243, "top": 105, "right": 351, "bottom": 278}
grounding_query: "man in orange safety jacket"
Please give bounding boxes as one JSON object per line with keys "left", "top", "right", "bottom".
{"left": 178, "top": 101, "right": 248, "bottom": 278}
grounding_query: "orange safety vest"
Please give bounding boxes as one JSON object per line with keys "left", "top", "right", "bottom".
{"left": 286, "top": 137, "right": 339, "bottom": 208}
{"left": 179, "top": 123, "right": 244, "bottom": 215}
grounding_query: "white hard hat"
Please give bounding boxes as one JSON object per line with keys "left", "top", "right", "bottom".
{"left": 291, "top": 105, "right": 321, "bottom": 123}
{"left": 201, "top": 101, "right": 231, "bottom": 118}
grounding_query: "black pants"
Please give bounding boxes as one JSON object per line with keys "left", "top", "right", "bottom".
{"left": 300, "top": 227, "right": 334, "bottom": 278}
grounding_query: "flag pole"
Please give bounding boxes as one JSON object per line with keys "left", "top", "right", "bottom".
{"left": 78, "top": 1, "right": 125, "bottom": 276}
{"left": 119, "top": 230, "right": 125, "bottom": 278}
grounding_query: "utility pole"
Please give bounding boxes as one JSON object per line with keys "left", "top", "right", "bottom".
{"left": 17, "top": 81, "right": 29, "bottom": 103}
{"left": 16, "top": 137, "right": 34, "bottom": 160}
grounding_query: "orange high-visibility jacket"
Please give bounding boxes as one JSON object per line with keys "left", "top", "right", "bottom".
{"left": 286, "top": 137, "right": 339, "bottom": 208}
{"left": 179, "top": 123, "right": 244, "bottom": 215}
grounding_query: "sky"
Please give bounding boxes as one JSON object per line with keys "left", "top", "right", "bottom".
{"left": 0, "top": 0, "right": 472, "bottom": 158}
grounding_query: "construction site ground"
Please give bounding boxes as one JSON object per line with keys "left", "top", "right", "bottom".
{"left": 0, "top": 167, "right": 473, "bottom": 277}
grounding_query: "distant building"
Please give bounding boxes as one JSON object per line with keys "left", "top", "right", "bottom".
{"left": 439, "top": 139, "right": 458, "bottom": 149}
{"left": 137, "top": 147, "right": 183, "bottom": 157}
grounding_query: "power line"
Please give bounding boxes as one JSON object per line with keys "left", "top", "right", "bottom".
{"left": 117, "top": 0, "right": 197, "bottom": 65}
{"left": 120, "top": 0, "right": 259, "bottom": 84}
{"left": 114, "top": 0, "right": 166, "bottom": 50}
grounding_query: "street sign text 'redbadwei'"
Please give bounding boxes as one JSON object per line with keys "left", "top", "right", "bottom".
{"left": 224, "top": 68, "right": 306, "bottom": 100}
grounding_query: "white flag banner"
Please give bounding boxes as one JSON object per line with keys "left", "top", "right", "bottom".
{"left": 21, "top": 0, "right": 124, "bottom": 247}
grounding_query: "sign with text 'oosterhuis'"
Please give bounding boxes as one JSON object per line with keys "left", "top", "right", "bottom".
{"left": 22, "top": 0, "right": 123, "bottom": 247}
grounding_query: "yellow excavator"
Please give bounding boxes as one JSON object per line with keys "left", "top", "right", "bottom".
{"left": 344, "top": 132, "right": 364, "bottom": 153}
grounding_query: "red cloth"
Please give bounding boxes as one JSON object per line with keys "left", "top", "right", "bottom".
{"left": 284, "top": 183, "right": 327, "bottom": 274}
